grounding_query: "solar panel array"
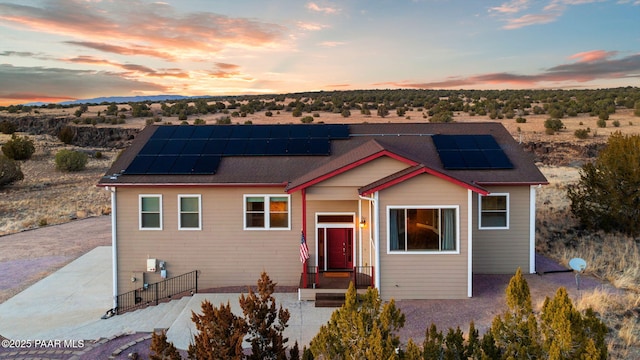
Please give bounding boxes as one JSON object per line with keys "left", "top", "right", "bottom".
{"left": 432, "top": 134, "right": 513, "bottom": 170}
{"left": 124, "top": 124, "right": 350, "bottom": 175}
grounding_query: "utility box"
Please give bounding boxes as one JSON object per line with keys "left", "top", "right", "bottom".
{"left": 147, "top": 258, "right": 157, "bottom": 272}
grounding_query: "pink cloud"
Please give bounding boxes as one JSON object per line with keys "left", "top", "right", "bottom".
{"left": 306, "top": 2, "right": 339, "bottom": 14}
{"left": 569, "top": 50, "right": 617, "bottom": 63}
{"left": 489, "top": 0, "right": 531, "bottom": 14}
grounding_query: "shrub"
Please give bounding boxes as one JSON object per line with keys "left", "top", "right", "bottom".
{"left": 1, "top": 135, "right": 35, "bottom": 160}
{"left": 216, "top": 116, "right": 231, "bottom": 125}
{"left": 0, "top": 155, "right": 24, "bottom": 187}
{"left": 515, "top": 117, "right": 526, "bottom": 123}
{"left": 55, "top": 149, "right": 88, "bottom": 172}
{"left": 300, "top": 116, "right": 314, "bottom": 124}
{"left": 193, "top": 118, "right": 206, "bottom": 125}
{"left": 58, "top": 126, "right": 75, "bottom": 144}
{"left": 568, "top": 132, "right": 640, "bottom": 234}
{"left": 265, "top": 111, "right": 273, "bottom": 117}
{"left": 596, "top": 118, "right": 606, "bottom": 128}
{"left": 544, "top": 118, "right": 564, "bottom": 132}
{"left": 0, "top": 120, "right": 16, "bottom": 134}
{"left": 574, "top": 129, "right": 589, "bottom": 139}
{"left": 612, "top": 120, "right": 620, "bottom": 127}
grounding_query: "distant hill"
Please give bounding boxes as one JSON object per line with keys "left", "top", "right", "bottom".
{"left": 58, "top": 95, "right": 210, "bottom": 106}
{"left": 22, "top": 95, "right": 212, "bottom": 106}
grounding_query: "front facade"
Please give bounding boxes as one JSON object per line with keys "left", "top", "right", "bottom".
{"left": 99, "top": 123, "right": 547, "bottom": 303}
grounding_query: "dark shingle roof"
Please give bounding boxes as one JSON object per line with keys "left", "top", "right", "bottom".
{"left": 98, "top": 123, "right": 548, "bottom": 190}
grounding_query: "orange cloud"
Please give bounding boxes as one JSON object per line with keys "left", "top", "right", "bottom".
{"left": 64, "top": 56, "right": 190, "bottom": 78}
{"left": 0, "top": 93, "right": 76, "bottom": 106}
{"left": 569, "top": 50, "right": 617, "bottom": 63}
{"left": 0, "top": 1, "right": 287, "bottom": 61}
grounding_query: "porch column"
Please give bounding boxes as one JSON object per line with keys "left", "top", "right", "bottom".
{"left": 302, "top": 188, "right": 308, "bottom": 289}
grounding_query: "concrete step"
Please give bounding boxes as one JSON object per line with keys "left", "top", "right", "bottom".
{"left": 154, "top": 296, "right": 193, "bottom": 330}
{"left": 315, "top": 292, "right": 345, "bottom": 308}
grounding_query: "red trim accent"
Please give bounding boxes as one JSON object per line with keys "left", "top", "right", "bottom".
{"left": 476, "top": 181, "right": 549, "bottom": 186}
{"left": 287, "top": 150, "right": 418, "bottom": 193}
{"left": 97, "top": 182, "right": 288, "bottom": 188}
{"left": 361, "top": 167, "right": 489, "bottom": 196}
{"left": 301, "top": 189, "right": 308, "bottom": 289}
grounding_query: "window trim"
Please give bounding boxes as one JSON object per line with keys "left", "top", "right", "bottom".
{"left": 139, "top": 194, "right": 163, "bottom": 231}
{"left": 386, "top": 205, "right": 460, "bottom": 255}
{"left": 243, "top": 194, "right": 291, "bottom": 230}
{"left": 178, "top": 194, "right": 202, "bottom": 231}
{"left": 478, "top": 193, "right": 510, "bottom": 230}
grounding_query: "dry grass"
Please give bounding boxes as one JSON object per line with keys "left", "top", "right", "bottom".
{"left": 0, "top": 133, "right": 115, "bottom": 236}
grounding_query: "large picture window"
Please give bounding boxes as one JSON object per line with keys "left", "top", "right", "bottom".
{"left": 179, "top": 195, "right": 201, "bottom": 230}
{"left": 139, "top": 195, "right": 162, "bottom": 230}
{"left": 479, "top": 194, "right": 509, "bottom": 229}
{"left": 388, "top": 207, "right": 458, "bottom": 252}
{"left": 244, "top": 195, "right": 290, "bottom": 230}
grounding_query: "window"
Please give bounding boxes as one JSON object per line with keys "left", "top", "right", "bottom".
{"left": 179, "top": 195, "right": 201, "bottom": 230}
{"left": 139, "top": 195, "right": 162, "bottom": 230}
{"left": 244, "top": 195, "right": 290, "bottom": 230}
{"left": 388, "top": 207, "right": 457, "bottom": 252}
{"left": 479, "top": 194, "right": 509, "bottom": 229}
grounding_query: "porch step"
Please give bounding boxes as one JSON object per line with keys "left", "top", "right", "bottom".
{"left": 315, "top": 292, "right": 346, "bottom": 308}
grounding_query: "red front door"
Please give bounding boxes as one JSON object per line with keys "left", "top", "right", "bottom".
{"left": 326, "top": 228, "right": 353, "bottom": 270}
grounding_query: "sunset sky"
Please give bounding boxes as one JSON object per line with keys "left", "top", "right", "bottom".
{"left": 1, "top": 0, "right": 639, "bottom": 106}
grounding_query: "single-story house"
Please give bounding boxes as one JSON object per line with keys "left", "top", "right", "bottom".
{"left": 98, "top": 122, "right": 547, "bottom": 305}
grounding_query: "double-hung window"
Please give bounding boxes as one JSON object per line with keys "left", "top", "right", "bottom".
{"left": 388, "top": 206, "right": 458, "bottom": 253}
{"left": 479, "top": 193, "right": 509, "bottom": 229}
{"left": 244, "top": 195, "right": 290, "bottom": 230}
{"left": 139, "top": 195, "right": 162, "bottom": 230}
{"left": 179, "top": 195, "right": 201, "bottom": 230}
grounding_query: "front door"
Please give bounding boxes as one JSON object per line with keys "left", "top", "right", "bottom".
{"left": 326, "top": 228, "right": 353, "bottom": 270}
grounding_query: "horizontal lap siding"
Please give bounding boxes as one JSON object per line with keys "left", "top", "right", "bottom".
{"left": 378, "top": 175, "right": 469, "bottom": 300}
{"left": 115, "top": 187, "right": 301, "bottom": 294}
{"left": 472, "top": 186, "right": 530, "bottom": 274}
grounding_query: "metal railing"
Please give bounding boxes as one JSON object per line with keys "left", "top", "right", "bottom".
{"left": 353, "top": 266, "right": 374, "bottom": 289}
{"left": 302, "top": 266, "right": 320, "bottom": 289}
{"left": 106, "top": 270, "right": 198, "bottom": 316}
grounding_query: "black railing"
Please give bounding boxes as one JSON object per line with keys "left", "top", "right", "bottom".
{"left": 302, "top": 266, "right": 319, "bottom": 289}
{"left": 106, "top": 270, "right": 198, "bottom": 316}
{"left": 354, "top": 266, "right": 374, "bottom": 289}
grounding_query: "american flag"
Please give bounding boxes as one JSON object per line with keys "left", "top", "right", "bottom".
{"left": 299, "top": 231, "right": 310, "bottom": 263}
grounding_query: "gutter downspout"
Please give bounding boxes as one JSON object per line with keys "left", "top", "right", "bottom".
{"left": 107, "top": 186, "right": 118, "bottom": 309}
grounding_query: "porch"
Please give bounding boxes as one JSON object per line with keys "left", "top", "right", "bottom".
{"left": 298, "top": 266, "right": 374, "bottom": 301}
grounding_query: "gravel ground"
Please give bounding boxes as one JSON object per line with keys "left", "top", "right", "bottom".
{"left": 0, "top": 216, "right": 622, "bottom": 359}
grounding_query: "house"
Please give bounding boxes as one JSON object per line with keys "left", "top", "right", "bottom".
{"left": 98, "top": 122, "right": 547, "bottom": 305}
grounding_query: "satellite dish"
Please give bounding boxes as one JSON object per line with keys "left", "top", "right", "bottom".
{"left": 569, "top": 258, "right": 587, "bottom": 272}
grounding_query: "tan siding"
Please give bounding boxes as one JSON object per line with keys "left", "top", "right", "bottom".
{"left": 378, "top": 174, "right": 469, "bottom": 300}
{"left": 472, "top": 186, "right": 531, "bottom": 273}
{"left": 115, "top": 187, "right": 302, "bottom": 294}
{"left": 317, "top": 157, "right": 410, "bottom": 188}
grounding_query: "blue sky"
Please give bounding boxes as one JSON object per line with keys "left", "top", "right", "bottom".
{"left": 0, "top": 0, "right": 639, "bottom": 105}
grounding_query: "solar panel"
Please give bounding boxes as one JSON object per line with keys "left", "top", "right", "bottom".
{"left": 161, "top": 139, "right": 186, "bottom": 155}
{"left": 125, "top": 124, "right": 351, "bottom": 174}
{"left": 192, "top": 155, "right": 220, "bottom": 174}
{"left": 244, "top": 139, "right": 269, "bottom": 155}
{"left": 230, "top": 126, "right": 252, "bottom": 139}
{"left": 289, "top": 125, "right": 309, "bottom": 139}
{"left": 265, "top": 139, "right": 288, "bottom": 155}
{"left": 202, "top": 139, "right": 227, "bottom": 154}
{"left": 172, "top": 126, "right": 195, "bottom": 139}
{"left": 433, "top": 134, "right": 513, "bottom": 170}
{"left": 139, "top": 139, "right": 167, "bottom": 155}
{"left": 308, "top": 139, "right": 330, "bottom": 154}
{"left": 152, "top": 126, "right": 176, "bottom": 139}
{"left": 224, "top": 139, "right": 247, "bottom": 155}
{"left": 168, "top": 155, "right": 199, "bottom": 174}
{"left": 191, "top": 126, "right": 215, "bottom": 139}
{"left": 287, "top": 138, "right": 309, "bottom": 154}
{"left": 182, "top": 139, "right": 207, "bottom": 155}
{"left": 328, "top": 124, "right": 350, "bottom": 139}
{"left": 125, "top": 155, "right": 154, "bottom": 174}
{"left": 147, "top": 155, "right": 178, "bottom": 174}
